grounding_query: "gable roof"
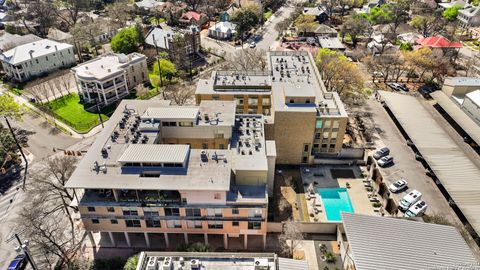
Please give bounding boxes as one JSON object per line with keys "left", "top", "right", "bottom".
{"left": 209, "top": 21, "right": 237, "bottom": 33}
{"left": 145, "top": 27, "right": 175, "bottom": 49}
{"left": 181, "top": 11, "right": 205, "bottom": 21}
{"left": 342, "top": 213, "right": 478, "bottom": 270}
{"left": 0, "top": 39, "right": 73, "bottom": 65}
{"left": 416, "top": 35, "right": 462, "bottom": 48}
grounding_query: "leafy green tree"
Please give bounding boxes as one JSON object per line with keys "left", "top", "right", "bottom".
{"left": 367, "top": 4, "right": 393, "bottom": 24}
{"left": 231, "top": 5, "right": 261, "bottom": 38}
{"left": 341, "top": 15, "right": 371, "bottom": 47}
{"left": 0, "top": 94, "right": 22, "bottom": 119}
{"left": 152, "top": 59, "right": 177, "bottom": 83}
{"left": 124, "top": 254, "right": 139, "bottom": 270}
{"left": 110, "top": 27, "right": 140, "bottom": 54}
{"left": 442, "top": 5, "right": 461, "bottom": 21}
{"left": 294, "top": 14, "right": 318, "bottom": 36}
{"left": 410, "top": 15, "right": 445, "bottom": 37}
{"left": 0, "top": 123, "right": 20, "bottom": 172}
{"left": 399, "top": 42, "right": 413, "bottom": 51}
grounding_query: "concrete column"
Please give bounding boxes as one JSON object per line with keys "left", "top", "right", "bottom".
{"left": 88, "top": 231, "right": 96, "bottom": 248}
{"left": 113, "top": 189, "right": 120, "bottom": 202}
{"left": 223, "top": 234, "right": 228, "bottom": 249}
{"left": 144, "top": 232, "right": 150, "bottom": 248}
{"left": 124, "top": 73, "right": 129, "bottom": 94}
{"left": 263, "top": 234, "right": 267, "bottom": 250}
{"left": 86, "top": 88, "right": 91, "bottom": 101}
{"left": 204, "top": 233, "right": 208, "bottom": 245}
{"left": 164, "top": 233, "right": 170, "bottom": 248}
{"left": 100, "top": 83, "right": 107, "bottom": 105}
{"left": 184, "top": 233, "right": 189, "bottom": 244}
{"left": 124, "top": 232, "right": 131, "bottom": 247}
{"left": 113, "top": 77, "right": 119, "bottom": 98}
{"left": 243, "top": 234, "right": 248, "bottom": 250}
{"left": 108, "top": 232, "right": 116, "bottom": 247}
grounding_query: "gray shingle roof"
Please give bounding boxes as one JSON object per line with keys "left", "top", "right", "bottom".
{"left": 342, "top": 213, "right": 478, "bottom": 270}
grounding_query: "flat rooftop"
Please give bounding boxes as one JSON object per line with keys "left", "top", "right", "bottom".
{"left": 72, "top": 53, "right": 145, "bottom": 80}
{"left": 231, "top": 115, "right": 268, "bottom": 172}
{"left": 65, "top": 100, "right": 233, "bottom": 191}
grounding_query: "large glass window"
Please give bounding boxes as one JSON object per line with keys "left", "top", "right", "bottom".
{"left": 146, "top": 220, "right": 161, "bottom": 228}
{"left": 187, "top": 220, "right": 203, "bottom": 229}
{"left": 125, "top": 220, "right": 141, "bottom": 227}
{"left": 316, "top": 119, "right": 323, "bottom": 129}
{"left": 185, "top": 208, "right": 201, "bottom": 217}
{"left": 248, "top": 221, "right": 262, "bottom": 230}
{"left": 207, "top": 208, "right": 223, "bottom": 217}
{"left": 122, "top": 210, "right": 138, "bottom": 216}
{"left": 248, "top": 209, "right": 262, "bottom": 217}
{"left": 164, "top": 208, "right": 180, "bottom": 216}
{"left": 144, "top": 211, "right": 159, "bottom": 217}
{"left": 207, "top": 221, "right": 223, "bottom": 229}
{"left": 166, "top": 220, "right": 182, "bottom": 228}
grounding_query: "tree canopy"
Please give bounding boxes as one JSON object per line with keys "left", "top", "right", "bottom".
{"left": 341, "top": 15, "right": 371, "bottom": 47}
{"left": 231, "top": 4, "right": 261, "bottom": 36}
{"left": 442, "top": 5, "right": 462, "bottom": 21}
{"left": 294, "top": 14, "right": 319, "bottom": 35}
{"left": 110, "top": 27, "right": 140, "bottom": 54}
{"left": 0, "top": 94, "right": 22, "bottom": 119}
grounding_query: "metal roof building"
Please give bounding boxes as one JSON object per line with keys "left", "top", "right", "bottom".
{"left": 380, "top": 91, "right": 480, "bottom": 236}
{"left": 117, "top": 144, "right": 190, "bottom": 164}
{"left": 341, "top": 213, "right": 478, "bottom": 270}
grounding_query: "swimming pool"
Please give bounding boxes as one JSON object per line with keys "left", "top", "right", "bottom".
{"left": 318, "top": 188, "right": 354, "bottom": 221}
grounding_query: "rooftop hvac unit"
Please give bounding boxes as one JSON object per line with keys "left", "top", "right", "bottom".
{"left": 190, "top": 259, "right": 201, "bottom": 269}
{"left": 162, "top": 257, "right": 173, "bottom": 270}
{"left": 254, "top": 258, "right": 269, "bottom": 270}
{"left": 146, "top": 257, "right": 157, "bottom": 270}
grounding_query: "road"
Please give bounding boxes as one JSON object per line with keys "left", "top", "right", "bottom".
{"left": 0, "top": 136, "right": 97, "bottom": 269}
{"left": 201, "top": 0, "right": 303, "bottom": 59}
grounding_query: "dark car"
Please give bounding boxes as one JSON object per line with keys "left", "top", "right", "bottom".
{"left": 373, "top": 147, "right": 390, "bottom": 160}
{"left": 7, "top": 254, "right": 27, "bottom": 270}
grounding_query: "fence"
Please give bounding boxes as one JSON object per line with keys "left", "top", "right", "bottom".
{"left": 267, "top": 221, "right": 341, "bottom": 234}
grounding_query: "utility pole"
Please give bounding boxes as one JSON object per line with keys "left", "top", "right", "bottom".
{"left": 94, "top": 98, "right": 104, "bottom": 128}
{"left": 152, "top": 34, "right": 164, "bottom": 88}
{"left": 14, "top": 234, "right": 38, "bottom": 270}
{"left": 4, "top": 116, "right": 28, "bottom": 190}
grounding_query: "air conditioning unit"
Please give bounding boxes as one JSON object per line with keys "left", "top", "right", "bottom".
{"left": 146, "top": 257, "right": 157, "bottom": 270}
{"left": 162, "top": 257, "right": 173, "bottom": 270}
{"left": 190, "top": 259, "right": 201, "bottom": 269}
{"left": 254, "top": 258, "right": 269, "bottom": 270}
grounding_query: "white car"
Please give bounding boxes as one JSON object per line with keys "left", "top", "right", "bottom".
{"left": 388, "top": 179, "right": 408, "bottom": 193}
{"left": 377, "top": 155, "right": 394, "bottom": 167}
{"left": 249, "top": 42, "right": 256, "bottom": 48}
{"left": 398, "top": 190, "right": 422, "bottom": 211}
{"left": 405, "top": 200, "right": 427, "bottom": 217}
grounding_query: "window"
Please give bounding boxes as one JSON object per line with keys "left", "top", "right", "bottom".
{"left": 248, "top": 97, "right": 258, "bottom": 106}
{"left": 324, "top": 120, "right": 332, "bottom": 128}
{"left": 179, "top": 121, "right": 193, "bottom": 127}
{"left": 92, "top": 219, "right": 99, "bottom": 224}
{"left": 306, "top": 99, "right": 311, "bottom": 104}
{"left": 214, "top": 131, "right": 224, "bottom": 139}
{"left": 207, "top": 208, "right": 223, "bottom": 217}
{"left": 330, "top": 132, "right": 338, "bottom": 138}
{"left": 87, "top": 207, "right": 96, "bottom": 212}
{"left": 68, "top": 49, "right": 71, "bottom": 54}
{"left": 35, "top": 59, "right": 39, "bottom": 64}
{"left": 232, "top": 208, "right": 239, "bottom": 215}
{"left": 144, "top": 211, "right": 160, "bottom": 217}
{"left": 208, "top": 221, "right": 223, "bottom": 229}
{"left": 289, "top": 99, "right": 294, "bottom": 103}
{"left": 315, "top": 133, "right": 321, "bottom": 139}
{"left": 107, "top": 207, "right": 115, "bottom": 212}
{"left": 185, "top": 208, "right": 201, "bottom": 217}
{"left": 322, "top": 144, "right": 328, "bottom": 148}
{"left": 162, "top": 122, "right": 177, "bottom": 127}
{"left": 167, "top": 220, "right": 182, "bottom": 228}
{"left": 202, "top": 143, "right": 208, "bottom": 149}
{"left": 133, "top": 76, "right": 137, "bottom": 83}
{"left": 303, "top": 144, "right": 309, "bottom": 153}
{"left": 219, "top": 144, "right": 225, "bottom": 149}
{"left": 187, "top": 220, "right": 203, "bottom": 229}
{"left": 232, "top": 221, "right": 239, "bottom": 227}
{"left": 164, "top": 208, "right": 180, "bottom": 216}
{"left": 45, "top": 56, "right": 48, "bottom": 61}
{"left": 125, "top": 219, "right": 141, "bottom": 227}
{"left": 146, "top": 220, "right": 161, "bottom": 228}
{"left": 248, "top": 221, "right": 261, "bottom": 230}
{"left": 262, "top": 97, "right": 270, "bottom": 106}
{"left": 330, "top": 144, "right": 336, "bottom": 149}
{"left": 302, "top": 156, "right": 308, "bottom": 163}
{"left": 236, "top": 98, "right": 244, "bottom": 105}
{"left": 313, "top": 144, "right": 319, "bottom": 149}
{"left": 212, "top": 94, "right": 220, "bottom": 100}
{"left": 123, "top": 210, "right": 138, "bottom": 216}
{"left": 248, "top": 209, "right": 262, "bottom": 218}
{"left": 332, "top": 121, "right": 340, "bottom": 128}
{"left": 110, "top": 219, "right": 118, "bottom": 224}
{"left": 323, "top": 132, "right": 330, "bottom": 139}
{"left": 316, "top": 119, "right": 323, "bottom": 129}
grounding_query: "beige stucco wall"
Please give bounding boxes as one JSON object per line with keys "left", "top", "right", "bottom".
{"left": 234, "top": 170, "right": 268, "bottom": 186}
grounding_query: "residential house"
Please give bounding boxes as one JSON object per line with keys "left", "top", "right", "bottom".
{"left": 303, "top": 7, "right": 328, "bottom": 23}
{"left": 179, "top": 11, "right": 208, "bottom": 27}
{"left": 339, "top": 213, "right": 478, "bottom": 270}
{"left": 458, "top": 6, "right": 480, "bottom": 28}
{"left": 312, "top": 24, "right": 338, "bottom": 38}
{"left": 318, "top": 37, "right": 345, "bottom": 51}
{"left": 0, "top": 39, "right": 76, "bottom": 82}
{"left": 145, "top": 27, "right": 201, "bottom": 69}
{"left": 135, "top": 0, "right": 166, "bottom": 12}
{"left": 71, "top": 53, "right": 148, "bottom": 107}
{"left": 438, "top": 0, "right": 467, "bottom": 10}
{"left": 65, "top": 99, "right": 276, "bottom": 249}
{"left": 208, "top": 21, "right": 237, "bottom": 40}
{"left": 47, "top": 28, "right": 74, "bottom": 45}
{"left": 0, "top": 33, "right": 40, "bottom": 52}
{"left": 195, "top": 51, "right": 348, "bottom": 164}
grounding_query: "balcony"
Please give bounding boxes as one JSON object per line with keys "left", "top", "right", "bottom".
{"left": 80, "top": 189, "right": 182, "bottom": 207}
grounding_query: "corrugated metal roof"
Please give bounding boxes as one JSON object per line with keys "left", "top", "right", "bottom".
{"left": 117, "top": 144, "right": 189, "bottom": 163}
{"left": 278, "top": 257, "right": 309, "bottom": 270}
{"left": 342, "top": 213, "right": 478, "bottom": 270}
{"left": 380, "top": 91, "right": 480, "bottom": 236}
{"left": 142, "top": 107, "right": 199, "bottom": 120}
{"left": 430, "top": 91, "right": 480, "bottom": 143}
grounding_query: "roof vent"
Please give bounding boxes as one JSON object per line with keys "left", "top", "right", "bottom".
{"left": 190, "top": 259, "right": 201, "bottom": 269}
{"left": 146, "top": 257, "right": 157, "bottom": 270}
{"left": 162, "top": 257, "right": 173, "bottom": 270}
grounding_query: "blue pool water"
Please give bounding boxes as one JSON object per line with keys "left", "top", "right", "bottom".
{"left": 318, "top": 188, "right": 354, "bottom": 221}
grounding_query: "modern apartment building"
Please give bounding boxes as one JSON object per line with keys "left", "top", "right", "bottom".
{"left": 0, "top": 39, "right": 76, "bottom": 82}
{"left": 195, "top": 51, "right": 348, "bottom": 164}
{"left": 66, "top": 99, "right": 276, "bottom": 250}
{"left": 71, "top": 53, "right": 148, "bottom": 107}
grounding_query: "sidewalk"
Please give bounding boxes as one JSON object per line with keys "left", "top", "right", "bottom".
{"left": 1, "top": 84, "right": 103, "bottom": 139}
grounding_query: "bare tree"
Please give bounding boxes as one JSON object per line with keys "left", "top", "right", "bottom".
{"left": 185, "top": 0, "right": 204, "bottom": 11}
{"left": 279, "top": 220, "right": 304, "bottom": 257}
{"left": 228, "top": 49, "right": 268, "bottom": 71}
{"left": 105, "top": 0, "right": 134, "bottom": 28}
{"left": 164, "top": 84, "right": 195, "bottom": 105}
{"left": 53, "top": 0, "right": 91, "bottom": 29}
{"left": 20, "top": 0, "right": 57, "bottom": 37}
{"left": 278, "top": 197, "right": 291, "bottom": 212}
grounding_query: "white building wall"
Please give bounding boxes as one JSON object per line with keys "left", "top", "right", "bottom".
{"left": 462, "top": 95, "right": 480, "bottom": 125}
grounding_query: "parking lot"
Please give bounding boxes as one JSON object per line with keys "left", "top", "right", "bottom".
{"left": 363, "top": 98, "right": 458, "bottom": 222}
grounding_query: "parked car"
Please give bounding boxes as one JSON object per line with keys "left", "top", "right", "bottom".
{"left": 398, "top": 190, "right": 422, "bottom": 211}
{"left": 249, "top": 42, "right": 256, "bottom": 48}
{"left": 372, "top": 71, "right": 384, "bottom": 78}
{"left": 377, "top": 155, "right": 394, "bottom": 167}
{"left": 405, "top": 200, "right": 427, "bottom": 217}
{"left": 387, "top": 82, "right": 409, "bottom": 92}
{"left": 373, "top": 147, "right": 390, "bottom": 160}
{"left": 7, "top": 254, "right": 27, "bottom": 270}
{"left": 388, "top": 179, "right": 408, "bottom": 193}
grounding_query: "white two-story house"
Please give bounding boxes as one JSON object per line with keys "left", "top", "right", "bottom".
{"left": 0, "top": 39, "right": 76, "bottom": 82}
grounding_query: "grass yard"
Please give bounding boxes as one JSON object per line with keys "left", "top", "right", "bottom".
{"left": 45, "top": 94, "right": 109, "bottom": 133}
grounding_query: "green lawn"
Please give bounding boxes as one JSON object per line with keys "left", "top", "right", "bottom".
{"left": 45, "top": 94, "right": 109, "bottom": 133}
